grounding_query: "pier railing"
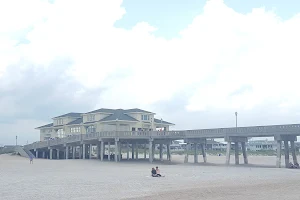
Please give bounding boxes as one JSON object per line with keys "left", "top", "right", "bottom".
{"left": 24, "top": 124, "right": 300, "bottom": 150}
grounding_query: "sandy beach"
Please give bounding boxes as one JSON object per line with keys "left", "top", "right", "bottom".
{"left": 0, "top": 154, "right": 300, "bottom": 200}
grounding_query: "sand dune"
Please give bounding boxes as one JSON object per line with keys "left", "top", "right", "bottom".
{"left": 0, "top": 154, "right": 299, "bottom": 200}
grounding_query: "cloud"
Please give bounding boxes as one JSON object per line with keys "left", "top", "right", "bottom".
{"left": 182, "top": 3, "right": 300, "bottom": 112}
{"left": 0, "top": 59, "right": 106, "bottom": 144}
{"left": 1, "top": 61, "right": 109, "bottom": 118}
{"left": 1, "top": 0, "right": 300, "bottom": 144}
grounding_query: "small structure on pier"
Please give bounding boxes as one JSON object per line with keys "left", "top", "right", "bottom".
{"left": 37, "top": 108, "right": 174, "bottom": 141}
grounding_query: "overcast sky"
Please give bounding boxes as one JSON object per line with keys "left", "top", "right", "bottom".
{"left": 1, "top": 0, "right": 300, "bottom": 145}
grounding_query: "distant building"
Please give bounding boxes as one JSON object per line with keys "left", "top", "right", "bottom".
{"left": 247, "top": 140, "right": 277, "bottom": 151}
{"left": 36, "top": 108, "right": 174, "bottom": 141}
{"left": 156, "top": 139, "right": 300, "bottom": 152}
{"left": 170, "top": 140, "right": 186, "bottom": 150}
{"left": 247, "top": 140, "right": 300, "bottom": 152}
{"left": 206, "top": 139, "right": 227, "bottom": 151}
{"left": 168, "top": 139, "right": 227, "bottom": 151}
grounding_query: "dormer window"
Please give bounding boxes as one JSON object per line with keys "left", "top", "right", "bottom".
{"left": 87, "top": 114, "right": 95, "bottom": 121}
{"left": 57, "top": 119, "right": 64, "bottom": 125}
{"left": 141, "top": 115, "right": 149, "bottom": 121}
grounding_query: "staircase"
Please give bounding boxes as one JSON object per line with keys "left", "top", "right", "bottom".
{"left": 23, "top": 148, "right": 35, "bottom": 158}
{"left": 0, "top": 146, "right": 36, "bottom": 158}
{"left": 14, "top": 146, "right": 31, "bottom": 158}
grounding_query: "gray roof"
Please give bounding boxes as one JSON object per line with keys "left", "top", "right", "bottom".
{"left": 87, "top": 108, "right": 153, "bottom": 114}
{"left": 84, "top": 121, "right": 97, "bottom": 124}
{"left": 154, "top": 118, "right": 174, "bottom": 125}
{"left": 66, "top": 118, "right": 83, "bottom": 125}
{"left": 100, "top": 109, "right": 139, "bottom": 122}
{"left": 53, "top": 112, "right": 83, "bottom": 119}
{"left": 85, "top": 108, "right": 151, "bottom": 122}
{"left": 87, "top": 108, "right": 116, "bottom": 114}
{"left": 124, "top": 108, "right": 153, "bottom": 114}
{"left": 36, "top": 123, "right": 53, "bottom": 129}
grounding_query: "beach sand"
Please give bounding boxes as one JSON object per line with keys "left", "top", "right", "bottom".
{"left": 0, "top": 154, "right": 299, "bottom": 200}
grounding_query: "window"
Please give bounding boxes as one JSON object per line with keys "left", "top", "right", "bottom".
{"left": 87, "top": 125, "right": 95, "bottom": 133}
{"left": 70, "top": 127, "right": 81, "bottom": 133}
{"left": 87, "top": 114, "right": 95, "bottom": 121}
{"left": 141, "top": 115, "right": 149, "bottom": 121}
{"left": 57, "top": 129, "right": 65, "bottom": 138}
{"left": 57, "top": 119, "right": 64, "bottom": 125}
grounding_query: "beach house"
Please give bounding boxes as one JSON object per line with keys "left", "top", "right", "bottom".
{"left": 36, "top": 108, "right": 175, "bottom": 141}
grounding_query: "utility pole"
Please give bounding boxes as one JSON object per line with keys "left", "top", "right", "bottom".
{"left": 16, "top": 135, "right": 18, "bottom": 146}
{"left": 235, "top": 112, "right": 238, "bottom": 132}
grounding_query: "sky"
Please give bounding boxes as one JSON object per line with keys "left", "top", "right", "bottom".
{"left": 1, "top": 0, "right": 300, "bottom": 145}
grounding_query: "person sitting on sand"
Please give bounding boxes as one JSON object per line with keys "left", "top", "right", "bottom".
{"left": 151, "top": 167, "right": 157, "bottom": 177}
{"left": 155, "top": 166, "right": 162, "bottom": 177}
